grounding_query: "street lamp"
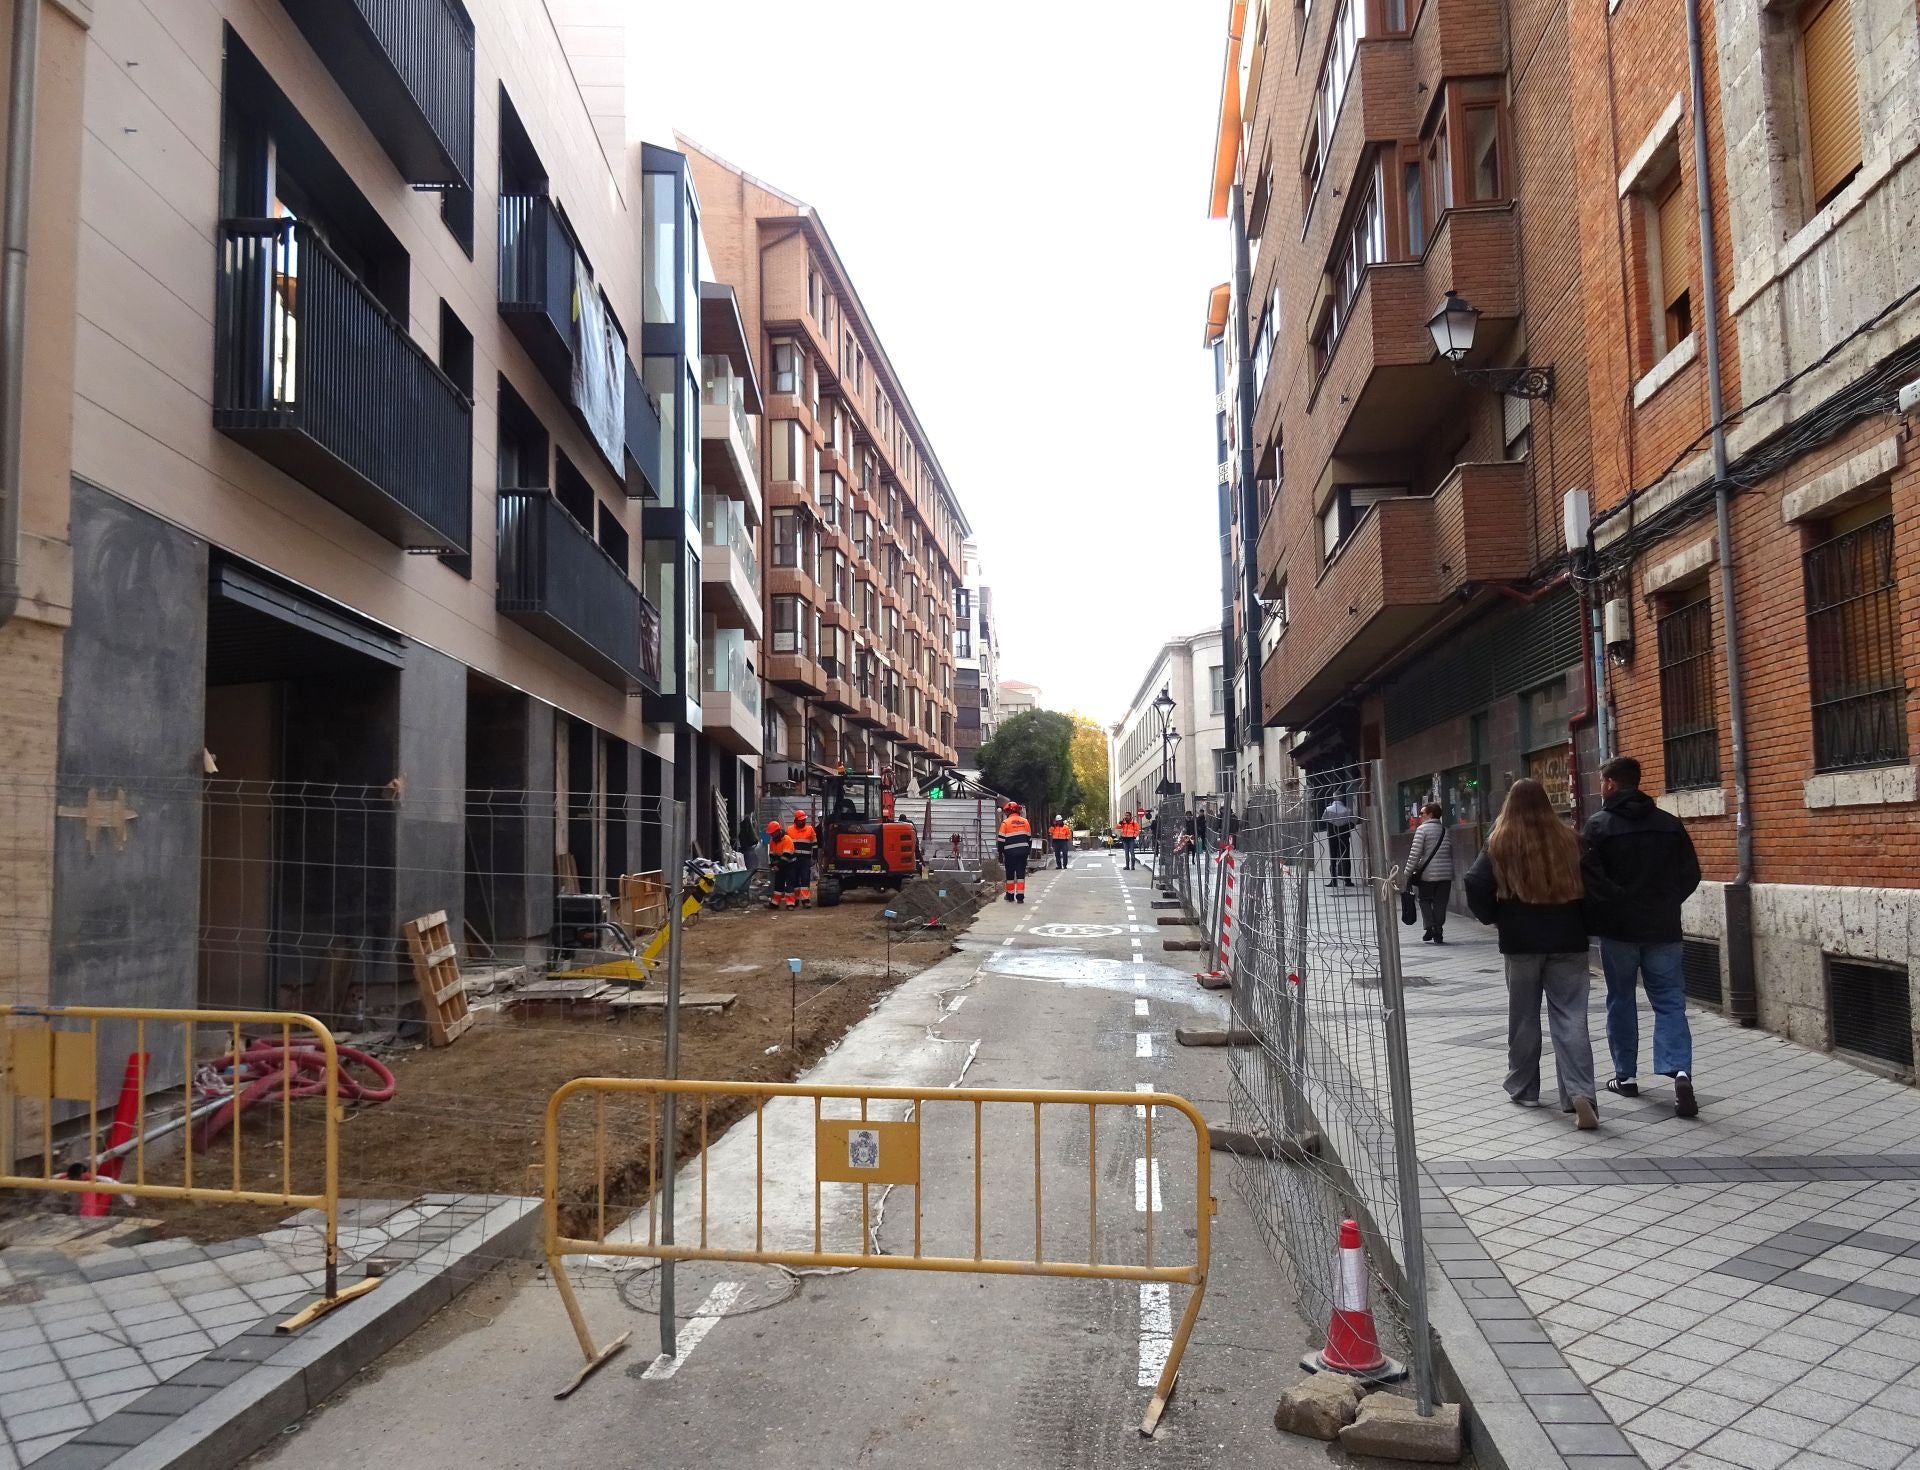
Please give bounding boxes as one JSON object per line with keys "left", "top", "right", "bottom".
{"left": 1151, "top": 687, "right": 1180, "bottom": 797}
{"left": 1424, "top": 290, "right": 1555, "bottom": 400}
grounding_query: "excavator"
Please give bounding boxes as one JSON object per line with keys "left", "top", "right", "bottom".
{"left": 809, "top": 768, "right": 918, "bottom": 907}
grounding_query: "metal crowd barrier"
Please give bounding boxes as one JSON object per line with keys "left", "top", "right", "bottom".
{"left": 543, "top": 1078, "right": 1213, "bottom": 1433}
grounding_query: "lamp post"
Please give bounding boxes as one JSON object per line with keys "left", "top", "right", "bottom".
{"left": 1424, "top": 290, "right": 1555, "bottom": 400}
{"left": 1151, "top": 687, "right": 1179, "bottom": 798}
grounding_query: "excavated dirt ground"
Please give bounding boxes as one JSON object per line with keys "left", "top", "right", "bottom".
{"left": 144, "top": 882, "right": 991, "bottom": 1242}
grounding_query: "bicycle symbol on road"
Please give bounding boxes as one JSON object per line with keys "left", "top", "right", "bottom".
{"left": 1028, "top": 923, "right": 1123, "bottom": 939}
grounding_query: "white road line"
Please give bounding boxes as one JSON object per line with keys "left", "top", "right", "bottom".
{"left": 641, "top": 1280, "right": 743, "bottom": 1379}
{"left": 1135, "top": 1032, "right": 1154, "bottom": 1058}
{"left": 1133, "top": 1157, "right": 1163, "bottom": 1213}
{"left": 1015, "top": 924, "right": 1026, "bottom": 932}
{"left": 1134, "top": 998, "right": 1149, "bottom": 1017}
{"left": 1134, "top": 976, "right": 1146, "bottom": 990}
{"left": 948, "top": 995, "right": 968, "bottom": 1012}
{"left": 1134, "top": 1081, "right": 1155, "bottom": 1118}
{"left": 1132, "top": 953, "right": 1144, "bottom": 965}
{"left": 1000, "top": 938, "right": 1013, "bottom": 947}
{"left": 1138, "top": 1283, "right": 1172, "bottom": 1387}
{"left": 1130, "top": 938, "right": 1142, "bottom": 949}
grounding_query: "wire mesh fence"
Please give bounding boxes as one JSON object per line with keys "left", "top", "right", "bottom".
{"left": 0, "top": 772, "right": 982, "bottom": 1311}
{"left": 1224, "top": 760, "right": 1434, "bottom": 1404}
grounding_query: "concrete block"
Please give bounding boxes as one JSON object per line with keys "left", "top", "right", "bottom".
{"left": 1336, "top": 1394, "right": 1463, "bottom": 1462}
{"left": 1272, "top": 1371, "right": 1363, "bottom": 1440}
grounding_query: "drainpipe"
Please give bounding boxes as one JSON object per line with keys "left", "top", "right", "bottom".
{"left": 1228, "top": 186, "right": 1264, "bottom": 786}
{"left": 0, "top": 0, "right": 40, "bottom": 629}
{"left": 1686, "top": 0, "right": 1758, "bottom": 1024}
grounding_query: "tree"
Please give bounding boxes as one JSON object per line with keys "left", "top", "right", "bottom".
{"left": 978, "top": 709, "right": 1081, "bottom": 824}
{"left": 1067, "top": 714, "right": 1110, "bottom": 831}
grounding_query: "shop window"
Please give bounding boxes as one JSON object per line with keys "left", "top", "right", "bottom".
{"left": 1804, "top": 500, "right": 1904, "bottom": 771}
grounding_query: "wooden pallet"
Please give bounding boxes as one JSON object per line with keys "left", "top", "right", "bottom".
{"left": 403, "top": 910, "right": 475, "bottom": 1047}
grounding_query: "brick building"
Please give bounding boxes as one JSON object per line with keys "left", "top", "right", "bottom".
{"left": 1205, "top": 0, "right": 1594, "bottom": 870}
{"left": 682, "top": 140, "right": 966, "bottom": 804}
{"left": 1566, "top": 0, "right": 1920, "bottom": 1068}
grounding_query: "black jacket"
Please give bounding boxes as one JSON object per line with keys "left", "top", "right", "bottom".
{"left": 1463, "top": 850, "right": 1589, "bottom": 955}
{"left": 1580, "top": 790, "right": 1701, "bottom": 943}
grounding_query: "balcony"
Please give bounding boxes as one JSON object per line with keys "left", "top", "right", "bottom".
{"left": 498, "top": 193, "right": 574, "bottom": 397}
{"left": 767, "top": 650, "right": 827, "bottom": 697}
{"left": 700, "top": 356, "right": 760, "bottom": 511}
{"left": 1261, "top": 461, "right": 1530, "bottom": 725}
{"left": 496, "top": 491, "right": 660, "bottom": 691}
{"left": 818, "top": 658, "right": 858, "bottom": 715}
{"left": 1312, "top": 205, "right": 1521, "bottom": 461}
{"left": 279, "top": 0, "right": 474, "bottom": 188}
{"left": 701, "top": 628, "right": 763, "bottom": 755}
{"left": 700, "top": 495, "right": 763, "bottom": 638}
{"left": 213, "top": 218, "right": 471, "bottom": 553}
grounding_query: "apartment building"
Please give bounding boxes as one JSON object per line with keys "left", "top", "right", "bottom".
{"left": 953, "top": 539, "right": 1000, "bottom": 778}
{"left": 998, "top": 680, "right": 1040, "bottom": 721}
{"left": 684, "top": 140, "right": 966, "bottom": 801}
{"left": 0, "top": 0, "right": 758, "bottom": 1021}
{"left": 1565, "top": 0, "right": 1920, "bottom": 1065}
{"left": 1111, "top": 630, "right": 1233, "bottom": 821}
{"left": 1206, "top": 0, "right": 1593, "bottom": 866}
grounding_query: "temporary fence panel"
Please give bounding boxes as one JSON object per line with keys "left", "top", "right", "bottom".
{"left": 1223, "top": 761, "right": 1435, "bottom": 1411}
{"left": 542, "top": 1078, "right": 1213, "bottom": 1434}
{"left": 0, "top": 1003, "right": 376, "bottom": 1327}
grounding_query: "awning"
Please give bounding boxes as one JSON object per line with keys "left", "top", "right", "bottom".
{"left": 1204, "top": 282, "right": 1231, "bottom": 346}
{"left": 1208, "top": 1, "right": 1248, "bottom": 220}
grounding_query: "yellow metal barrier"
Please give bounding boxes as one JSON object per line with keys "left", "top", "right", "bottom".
{"left": 543, "top": 1078, "right": 1213, "bottom": 1434}
{"left": 0, "top": 1004, "right": 378, "bottom": 1329}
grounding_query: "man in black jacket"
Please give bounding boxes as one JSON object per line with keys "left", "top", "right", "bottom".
{"left": 1581, "top": 756, "right": 1703, "bottom": 1117}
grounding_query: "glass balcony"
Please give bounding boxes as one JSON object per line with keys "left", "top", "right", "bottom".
{"left": 703, "top": 629, "right": 762, "bottom": 719}
{"left": 701, "top": 494, "right": 759, "bottom": 583}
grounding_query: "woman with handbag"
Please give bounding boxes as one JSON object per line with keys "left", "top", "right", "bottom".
{"left": 1463, "top": 778, "right": 1598, "bottom": 1129}
{"left": 1401, "top": 802, "right": 1455, "bottom": 942}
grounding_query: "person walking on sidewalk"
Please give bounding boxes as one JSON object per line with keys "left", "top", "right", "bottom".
{"left": 1117, "top": 812, "right": 1140, "bottom": 870}
{"left": 1049, "top": 815, "right": 1072, "bottom": 869}
{"left": 1323, "top": 794, "right": 1359, "bottom": 887}
{"left": 1581, "top": 755, "right": 1703, "bottom": 1118}
{"left": 1464, "top": 778, "right": 1599, "bottom": 1130}
{"left": 1403, "top": 801, "right": 1456, "bottom": 943}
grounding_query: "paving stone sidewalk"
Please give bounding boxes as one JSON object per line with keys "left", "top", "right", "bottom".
{"left": 1401, "top": 926, "right": 1920, "bottom": 1470}
{"left": 0, "top": 1194, "right": 531, "bottom": 1467}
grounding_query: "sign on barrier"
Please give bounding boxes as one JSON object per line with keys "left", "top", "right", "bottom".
{"left": 542, "top": 1078, "right": 1213, "bottom": 1433}
{"left": 0, "top": 1004, "right": 377, "bottom": 1329}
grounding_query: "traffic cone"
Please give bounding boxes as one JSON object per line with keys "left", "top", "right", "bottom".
{"left": 81, "top": 1052, "right": 147, "bottom": 1217}
{"left": 1301, "top": 1219, "right": 1407, "bottom": 1381}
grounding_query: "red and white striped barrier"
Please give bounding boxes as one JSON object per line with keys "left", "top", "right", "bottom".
{"left": 1196, "top": 845, "right": 1236, "bottom": 987}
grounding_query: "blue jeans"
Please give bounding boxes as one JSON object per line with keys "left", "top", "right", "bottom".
{"left": 1600, "top": 940, "right": 1692, "bottom": 1080}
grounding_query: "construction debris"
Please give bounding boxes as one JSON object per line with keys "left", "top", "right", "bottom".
{"left": 1336, "top": 1395, "right": 1463, "bottom": 1462}
{"left": 1175, "top": 1025, "right": 1262, "bottom": 1047}
{"left": 606, "top": 991, "right": 736, "bottom": 1013}
{"left": 403, "top": 910, "right": 475, "bottom": 1046}
{"left": 1272, "top": 1372, "right": 1363, "bottom": 1440}
{"left": 1207, "top": 1126, "right": 1319, "bottom": 1164}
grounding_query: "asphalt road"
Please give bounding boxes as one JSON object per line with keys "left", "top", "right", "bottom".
{"left": 252, "top": 854, "right": 1339, "bottom": 1469}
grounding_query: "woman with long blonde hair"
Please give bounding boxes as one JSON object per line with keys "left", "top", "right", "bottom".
{"left": 1464, "top": 779, "right": 1598, "bottom": 1129}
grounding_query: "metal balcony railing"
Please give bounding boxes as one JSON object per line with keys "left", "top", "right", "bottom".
{"left": 496, "top": 490, "right": 660, "bottom": 691}
{"left": 213, "top": 218, "right": 471, "bottom": 553}
{"left": 625, "top": 358, "right": 662, "bottom": 500}
{"left": 283, "top": 0, "right": 475, "bottom": 188}
{"left": 498, "top": 193, "right": 575, "bottom": 394}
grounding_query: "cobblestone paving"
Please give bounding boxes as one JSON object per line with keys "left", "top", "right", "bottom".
{"left": 1404, "top": 927, "right": 1920, "bottom": 1470}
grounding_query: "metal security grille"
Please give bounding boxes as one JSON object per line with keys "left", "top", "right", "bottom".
{"left": 1384, "top": 587, "right": 1583, "bottom": 743}
{"left": 1804, "top": 516, "right": 1906, "bottom": 772}
{"left": 1681, "top": 938, "right": 1723, "bottom": 1008}
{"left": 1657, "top": 596, "right": 1720, "bottom": 790}
{"left": 1826, "top": 957, "right": 1914, "bottom": 1072}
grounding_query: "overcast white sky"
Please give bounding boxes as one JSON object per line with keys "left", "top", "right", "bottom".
{"left": 643, "top": 1, "right": 1228, "bottom": 726}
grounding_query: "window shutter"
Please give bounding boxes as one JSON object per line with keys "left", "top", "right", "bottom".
{"left": 1656, "top": 174, "right": 1691, "bottom": 313}
{"left": 1802, "top": 0, "right": 1861, "bottom": 207}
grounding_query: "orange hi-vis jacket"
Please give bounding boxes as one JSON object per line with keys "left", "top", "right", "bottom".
{"left": 1117, "top": 818, "right": 1140, "bottom": 839}
{"left": 786, "top": 819, "right": 817, "bottom": 858}
{"left": 767, "top": 829, "right": 796, "bottom": 859}
{"left": 1049, "top": 821, "right": 1071, "bottom": 841}
{"left": 998, "top": 813, "right": 1032, "bottom": 853}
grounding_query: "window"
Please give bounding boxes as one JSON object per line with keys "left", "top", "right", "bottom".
{"left": 1502, "top": 390, "right": 1531, "bottom": 463}
{"left": 642, "top": 172, "right": 676, "bottom": 324}
{"left": 1312, "top": 170, "right": 1386, "bottom": 375}
{"left": 1464, "top": 103, "right": 1502, "bottom": 202}
{"left": 1804, "top": 504, "right": 1905, "bottom": 771}
{"left": 1651, "top": 169, "right": 1694, "bottom": 357}
{"left": 495, "top": 377, "right": 547, "bottom": 488}
{"left": 771, "top": 340, "right": 804, "bottom": 396}
{"left": 956, "top": 626, "right": 973, "bottom": 659}
{"left": 770, "top": 507, "right": 803, "bottom": 569}
{"left": 1800, "top": 0, "right": 1861, "bottom": 210}
{"left": 1209, "top": 664, "right": 1225, "bottom": 716}
{"left": 1253, "top": 287, "right": 1278, "bottom": 396}
{"left": 1656, "top": 592, "right": 1720, "bottom": 790}
{"left": 1308, "top": 0, "right": 1366, "bottom": 195}
{"left": 1402, "top": 157, "right": 1425, "bottom": 256}
{"left": 956, "top": 586, "right": 971, "bottom": 622}
{"left": 771, "top": 595, "right": 811, "bottom": 658}
{"left": 1213, "top": 749, "right": 1236, "bottom": 795}
{"left": 437, "top": 303, "right": 472, "bottom": 401}
{"left": 769, "top": 419, "right": 804, "bottom": 483}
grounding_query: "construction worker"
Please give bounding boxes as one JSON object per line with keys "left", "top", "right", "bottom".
{"left": 766, "top": 820, "right": 795, "bottom": 909}
{"left": 786, "top": 808, "right": 819, "bottom": 908}
{"left": 1117, "top": 811, "right": 1141, "bottom": 870}
{"left": 1049, "top": 814, "right": 1073, "bottom": 869}
{"left": 997, "top": 801, "right": 1032, "bottom": 903}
